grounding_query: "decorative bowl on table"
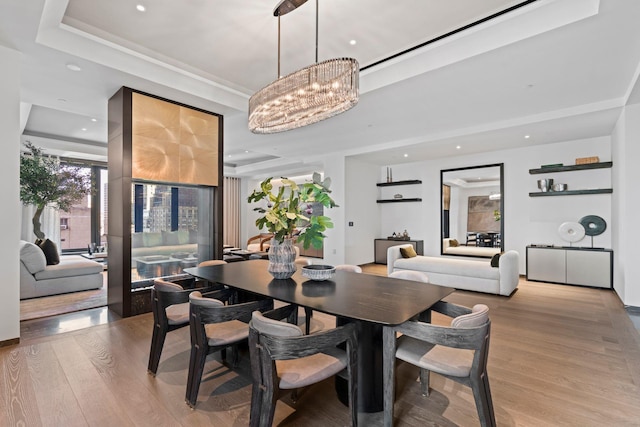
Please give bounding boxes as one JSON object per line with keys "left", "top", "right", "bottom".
{"left": 302, "top": 264, "right": 336, "bottom": 281}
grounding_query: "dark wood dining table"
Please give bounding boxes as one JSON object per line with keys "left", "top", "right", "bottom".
{"left": 184, "top": 259, "right": 454, "bottom": 413}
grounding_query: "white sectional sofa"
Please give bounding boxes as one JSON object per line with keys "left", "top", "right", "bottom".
{"left": 387, "top": 244, "right": 520, "bottom": 296}
{"left": 20, "top": 240, "right": 103, "bottom": 299}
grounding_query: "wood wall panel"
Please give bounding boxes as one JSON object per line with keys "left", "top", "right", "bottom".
{"left": 131, "top": 92, "right": 218, "bottom": 185}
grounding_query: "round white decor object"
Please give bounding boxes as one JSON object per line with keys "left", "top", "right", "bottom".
{"left": 558, "top": 222, "right": 586, "bottom": 243}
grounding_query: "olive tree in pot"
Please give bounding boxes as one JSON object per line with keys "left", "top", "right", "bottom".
{"left": 20, "top": 142, "right": 92, "bottom": 260}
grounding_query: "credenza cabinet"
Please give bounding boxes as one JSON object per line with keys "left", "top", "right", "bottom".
{"left": 526, "top": 246, "right": 612, "bottom": 288}
{"left": 374, "top": 239, "right": 424, "bottom": 264}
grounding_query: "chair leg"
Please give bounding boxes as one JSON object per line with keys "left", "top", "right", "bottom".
{"left": 147, "top": 323, "right": 167, "bottom": 375}
{"left": 259, "top": 384, "right": 278, "bottom": 427}
{"left": 470, "top": 374, "right": 496, "bottom": 427}
{"left": 419, "top": 368, "right": 430, "bottom": 396}
{"left": 249, "top": 382, "right": 264, "bottom": 427}
{"left": 304, "top": 307, "right": 313, "bottom": 335}
{"left": 185, "top": 344, "right": 208, "bottom": 408}
{"left": 382, "top": 327, "right": 396, "bottom": 427}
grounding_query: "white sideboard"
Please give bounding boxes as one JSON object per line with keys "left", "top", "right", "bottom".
{"left": 526, "top": 246, "right": 612, "bottom": 288}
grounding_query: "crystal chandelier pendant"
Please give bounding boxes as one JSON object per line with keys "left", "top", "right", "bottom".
{"left": 249, "top": 58, "right": 359, "bottom": 134}
{"left": 248, "top": 0, "right": 359, "bottom": 134}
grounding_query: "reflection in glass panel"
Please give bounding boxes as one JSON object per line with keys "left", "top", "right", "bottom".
{"left": 441, "top": 164, "right": 503, "bottom": 258}
{"left": 130, "top": 183, "right": 211, "bottom": 286}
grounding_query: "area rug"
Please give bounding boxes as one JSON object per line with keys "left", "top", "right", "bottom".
{"left": 20, "top": 284, "right": 107, "bottom": 321}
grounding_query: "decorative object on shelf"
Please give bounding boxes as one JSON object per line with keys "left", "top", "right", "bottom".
{"left": 552, "top": 183, "right": 568, "bottom": 192}
{"left": 537, "top": 179, "right": 553, "bottom": 192}
{"left": 402, "top": 229, "right": 409, "bottom": 238}
{"left": 386, "top": 167, "right": 393, "bottom": 183}
{"left": 248, "top": 172, "right": 337, "bottom": 279}
{"left": 393, "top": 193, "right": 403, "bottom": 199}
{"left": 579, "top": 215, "right": 607, "bottom": 248}
{"left": 302, "top": 264, "right": 336, "bottom": 281}
{"left": 558, "top": 221, "right": 585, "bottom": 245}
{"left": 575, "top": 156, "right": 599, "bottom": 165}
{"left": 248, "top": 0, "right": 359, "bottom": 134}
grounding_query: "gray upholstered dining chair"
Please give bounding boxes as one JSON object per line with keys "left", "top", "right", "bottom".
{"left": 382, "top": 301, "right": 495, "bottom": 427}
{"left": 148, "top": 277, "right": 217, "bottom": 376}
{"left": 185, "top": 290, "right": 273, "bottom": 408}
{"left": 388, "top": 270, "right": 429, "bottom": 283}
{"left": 248, "top": 304, "right": 358, "bottom": 427}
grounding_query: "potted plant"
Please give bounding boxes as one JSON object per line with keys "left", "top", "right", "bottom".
{"left": 20, "top": 142, "right": 92, "bottom": 256}
{"left": 248, "top": 172, "right": 338, "bottom": 279}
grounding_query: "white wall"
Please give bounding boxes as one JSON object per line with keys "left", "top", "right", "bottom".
{"left": 321, "top": 154, "right": 346, "bottom": 266}
{"left": 613, "top": 103, "right": 640, "bottom": 306}
{"left": 0, "top": 45, "right": 21, "bottom": 342}
{"left": 379, "top": 136, "right": 612, "bottom": 273}
{"left": 345, "top": 157, "right": 380, "bottom": 265}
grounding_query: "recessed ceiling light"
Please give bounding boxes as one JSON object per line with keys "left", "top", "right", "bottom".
{"left": 524, "top": 135, "right": 530, "bottom": 139}
{"left": 403, "top": 153, "right": 408, "bottom": 158}
{"left": 456, "top": 145, "right": 461, "bottom": 150}
{"left": 91, "top": 118, "right": 97, "bottom": 122}
{"left": 228, "top": 154, "right": 232, "bottom": 158}
{"left": 66, "top": 63, "right": 82, "bottom": 72}
{"left": 81, "top": 128, "right": 87, "bottom": 131}
{"left": 136, "top": 4, "right": 146, "bottom": 12}
{"left": 349, "top": 40, "right": 357, "bottom": 45}
{"left": 245, "top": 150, "right": 249, "bottom": 153}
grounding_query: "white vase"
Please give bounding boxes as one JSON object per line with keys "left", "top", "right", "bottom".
{"left": 267, "top": 238, "right": 297, "bottom": 279}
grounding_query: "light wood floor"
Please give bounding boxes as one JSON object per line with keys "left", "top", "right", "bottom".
{"left": 4, "top": 270, "right": 640, "bottom": 426}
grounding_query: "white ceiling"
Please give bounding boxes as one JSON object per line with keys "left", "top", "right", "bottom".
{"left": 3, "top": 0, "right": 640, "bottom": 177}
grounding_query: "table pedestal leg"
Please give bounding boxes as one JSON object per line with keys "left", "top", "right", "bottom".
{"left": 335, "top": 318, "right": 383, "bottom": 413}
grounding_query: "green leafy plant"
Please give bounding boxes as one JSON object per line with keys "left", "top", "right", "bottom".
{"left": 20, "top": 142, "right": 92, "bottom": 240}
{"left": 248, "top": 172, "right": 338, "bottom": 249}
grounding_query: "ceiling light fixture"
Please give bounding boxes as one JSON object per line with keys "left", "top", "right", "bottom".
{"left": 136, "top": 4, "right": 146, "bottom": 12}
{"left": 66, "top": 63, "right": 82, "bottom": 72}
{"left": 248, "top": 0, "right": 359, "bottom": 134}
{"left": 524, "top": 134, "right": 530, "bottom": 139}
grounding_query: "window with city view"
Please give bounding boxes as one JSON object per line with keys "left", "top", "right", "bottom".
{"left": 130, "top": 183, "right": 204, "bottom": 284}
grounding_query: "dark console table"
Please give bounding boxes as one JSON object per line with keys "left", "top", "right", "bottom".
{"left": 374, "top": 239, "right": 424, "bottom": 264}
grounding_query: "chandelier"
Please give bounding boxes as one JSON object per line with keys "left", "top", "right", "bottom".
{"left": 248, "top": 0, "right": 359, "bottom": 134}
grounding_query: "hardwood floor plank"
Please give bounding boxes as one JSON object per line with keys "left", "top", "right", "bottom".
{"left": 24, "top": 341, "right": 87, "bottom": 427}
{"left": 51, "top": 335, "right": 135, "bottom": 426}
{"left": 1, "top": 346, "right": 43, "bottom": 426}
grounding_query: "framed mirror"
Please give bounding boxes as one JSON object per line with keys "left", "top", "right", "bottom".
{"left": 441, "top": 163, "right": 504, "bottom": 258}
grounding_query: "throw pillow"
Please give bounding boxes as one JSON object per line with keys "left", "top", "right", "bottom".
{"left": 38, "top": 238, "right": 60, "bottom": 265}
{"left": 20, "top": 240, "right": 47, "bottom": 274}
{"left": 400, "top": 246, "right": 417, "bottom": 258}
{"left": 490, "top": 253, "right": 501, "bottom": 268}
{"left": 450, "top": 239, "right": 459, "bottom": 247}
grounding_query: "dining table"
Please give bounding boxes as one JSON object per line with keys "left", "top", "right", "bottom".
{"left": 184, "top": 259, "right": 454, "bottom": 413}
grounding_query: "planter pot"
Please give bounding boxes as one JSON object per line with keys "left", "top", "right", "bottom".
{"left": 267, "top": 238, "right": 297, "bottom": 279}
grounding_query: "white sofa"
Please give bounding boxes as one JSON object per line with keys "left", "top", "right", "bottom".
{"left": 387, "top": 244, "right": 520, "bottom": 296}
{"left": 20, "top": 240, "right": 103, "bottom": 299}
{"left": 443, "top": 238, "right": 501, "bottom": 257}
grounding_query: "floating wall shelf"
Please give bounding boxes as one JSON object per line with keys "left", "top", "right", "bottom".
{"left": 377, "top": 198, "right": 422, "bottom": 203}
{"left": 529, "top": 189, "right": 612, "bottom": 197}
{"left": 529, "top": 162, "right": 612, "bottom": 174}
{"left": 376, "top": 180, "right": 422, "bottom": 187}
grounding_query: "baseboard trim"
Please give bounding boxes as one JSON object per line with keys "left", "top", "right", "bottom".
{"left": 0, "top": 337, "right": 20, "bottom": 348}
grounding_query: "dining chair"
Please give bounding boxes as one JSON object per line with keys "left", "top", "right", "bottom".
{"left": 335, "top": 264, "right": 363, "bottom": 273}
{"left": 382, "top": 301, "right": 494, "bottom": 427}
{"left": 185, "top": 290, "right": 274, "bottom": 408}
{"left": 194, "top": 259, "right": 227, "bottom": 289}
{"left": 248, "top": 304, "right": 358, "bottom": 427}
{"left": 388, "top": 270, "right": 429, "bottom": 283}
{"left": 148, "top": 278, "right": 214, "bottom": 376}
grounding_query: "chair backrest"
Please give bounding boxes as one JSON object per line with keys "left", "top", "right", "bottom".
{"left": 189, "top": 290, "right": 224, "bottom": 308}
{"left": 451, "top": 304, "right": 489, "bottom": 328}
{"left": 389, "top": 270, "right": 429, "bottom": 283}
{"left": 251, "top": 311, "right": 303, "bottom": 337}
{"left": 197, "top": 259, "right": 227, "bottom": 267}
{"left": 153, "top": 278, "right": 184, "bottom": 292}
{"left": 335, "top": 264, "right": 362, "bottom": 273}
